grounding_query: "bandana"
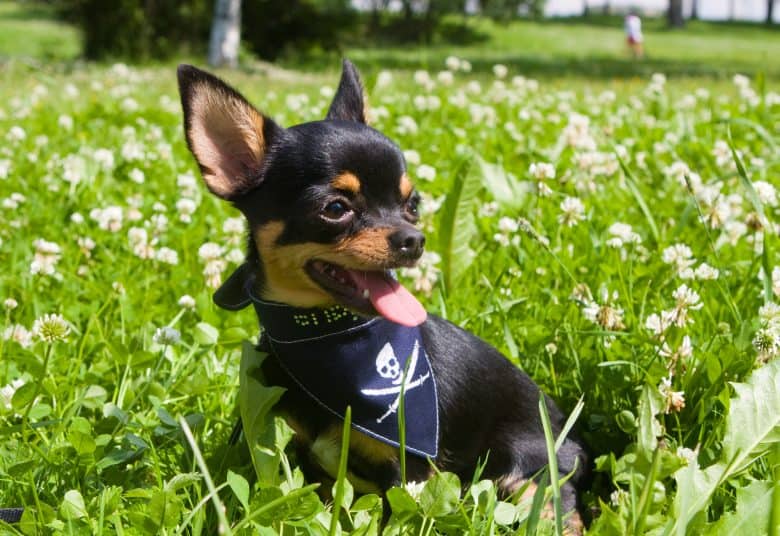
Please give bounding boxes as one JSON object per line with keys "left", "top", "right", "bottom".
{"left": 215, "top": 265, "right": 439, "bottom": 458}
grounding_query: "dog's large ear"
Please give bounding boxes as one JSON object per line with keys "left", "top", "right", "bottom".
{"left": 326, "top": 59, "right": 367, "bottom": 124}
{"left": 177, "top": 64, "right": 282, "bottom": 200}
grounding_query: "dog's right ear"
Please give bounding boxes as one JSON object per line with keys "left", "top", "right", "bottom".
{"left": 177, "top": 64, "right": 282, "bottom": 200}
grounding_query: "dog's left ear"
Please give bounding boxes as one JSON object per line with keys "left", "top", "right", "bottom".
{"left": 177, "top": 64, "right": 283, "bottom": 201}
{"left": 326, "top": 59, "right": 367, "bottom": 124}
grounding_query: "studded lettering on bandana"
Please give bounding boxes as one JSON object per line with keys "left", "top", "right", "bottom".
{"left": 249, "top": 299, "right": 439, "bottom": 459}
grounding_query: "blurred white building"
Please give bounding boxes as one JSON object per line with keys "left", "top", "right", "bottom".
{"left": 547, "top": 0, "right": 777, "bottom": 21}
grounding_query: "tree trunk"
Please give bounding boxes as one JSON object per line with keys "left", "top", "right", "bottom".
{"left": 208, "top": 0, "right": 241, "bottom": 68}
{"left": 690, "top": 0, "right": 698, "bottom": 20}
{"left": 729, "top": 0, "right": 736, "bottom": 20}
{"left": 768, "top": 0, "right": 775, "bottom": 24}
{"left": 668, "top": 0, "right": 684, "bottom": 27}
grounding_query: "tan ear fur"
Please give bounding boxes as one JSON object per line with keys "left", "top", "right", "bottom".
{"left": 178, "top": 65, "right": 278, "bottom": 200}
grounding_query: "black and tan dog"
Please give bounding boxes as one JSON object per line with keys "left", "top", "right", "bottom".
{"left": 177, "top": 61, "right": 588, "bottom": 529}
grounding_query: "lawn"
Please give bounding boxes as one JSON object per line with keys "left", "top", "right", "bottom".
{"left": 1, "top": 3, "right": 779, "bottom": 535}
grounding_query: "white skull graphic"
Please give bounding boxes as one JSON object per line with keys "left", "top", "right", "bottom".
{"left": 375, "top": 343, "right": 401, "bottom": 380}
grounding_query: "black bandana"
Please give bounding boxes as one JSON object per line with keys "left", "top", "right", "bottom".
{"left": 215, "top": 266, "right": 439, "bottom": 458}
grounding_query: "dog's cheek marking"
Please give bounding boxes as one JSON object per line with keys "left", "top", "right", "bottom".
{"left": 254, "top": 221, "right": 336, "bottom": 307}
{"left": 400, "top": 173, "right": 413, "bottom": 199}
{"left": 334, "top": 228, "right": 393, "bottom": 266}
{"left": 331, "top": 172, "right": 361, "bottom": 194}
{"left": 187, "top": 85, "right": 266, "bottom": 198}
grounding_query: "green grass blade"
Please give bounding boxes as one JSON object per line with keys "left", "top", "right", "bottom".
{"left": 615, "top": 151, "right": 660, "bottom": 243}
{"left": 330, "top": 405, "right": 352, "bottom": 536}
{"left": 539, "top": 395, "right": 563, "bottom": 536}
{"left": 525, "top": 469, "right": 550, "bottom": 536}
{"left": 553, "top": 396, "right": 584, "bottom": 454}
{"left": 179, "top": 417, "right": 233, "bottom": 536}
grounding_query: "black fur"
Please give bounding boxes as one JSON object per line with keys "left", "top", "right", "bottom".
{"left": 178, "top": 60, "right": 590, "bottom": 523}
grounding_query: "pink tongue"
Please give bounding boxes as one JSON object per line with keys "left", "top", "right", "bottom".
{"left": 356, "top": 271, "right": 427, "bottom": 327}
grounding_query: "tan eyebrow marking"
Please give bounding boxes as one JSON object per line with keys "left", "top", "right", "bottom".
{"left": 331, "top": 172, "right": 361, "bottom": 194}
{"left": 400, "top": 173, "right": 413, "bottom": 199}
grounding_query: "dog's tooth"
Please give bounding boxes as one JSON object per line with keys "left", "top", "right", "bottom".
{"left": 362, "top": 289, "right": 370, "bottom": 299}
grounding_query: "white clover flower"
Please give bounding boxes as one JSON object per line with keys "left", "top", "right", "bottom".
{"left": 128, "top": 168, "right": 145, "bottom": 184}
{"left": 7, "top": 126, "right": 26, "bottom": 142}
{"left": 753, "top": 181, "right": 778, "bottom": 207}
{"left": 413, "top": 70, "right": 433, "bottom": 89}
{"left": 121, "top": 139, "right": 145, "bottom": 161}
{"left": 660, "top": 335, "right": 693, "bottom": 369}
{"left": 645, "top": 310, "right": 676, "bottom": 336}
{"left": 562, "top": 113, "right": 596, "bottom": 150}
{"left": 91, "top": 206, "right": 123, "bottom": 232}
{"left": 155, "top": 247, "right": 179, "bottom": 265}
{"left": 0, "top": 159, "right": 10, "bottom": 179}
{"left": 375, "top": 70, "right": 393, "bottom": 89}
{"left": 558, "top": 197, "right": 585, "bottom": 227}
{"left": 445, "top": 55, "right": 461, "bottom": 71}
{"left": 178, "top": 295, "right": 196, "bottom": 309}
{"left": 70, "top": 212, "right": 84, "bottom": 224}
{"left": 395, "top": 116, "right": 418, "bottom": 136}
{"left": 581, "top": 287, "right": 625, "bottom": 333}
{"left": 478, "top": 201, "right": 498, "bottom": 218}
{"left": 676, "top": 446, "right": 697, "bottom": 464}
{"left": 2, "top": 325, "right": 32, "bottom": 348}
{"left": 417, "top": 164, "right": 436, "bottom": 182}
{"left": 121, "top": 97, "right": 139, "bottom": 112}
{"left": 436, "top": 71, "right": 454, "bottom": 85}
{"left": 176, "top": 198, "right": 197, "bottom": 223}
{"left": 658, "top": 376, "right": 685, "bottom": 414}
{"left": 662, "top": 243, "right": 695, "bottom": 274}
{"left": 58, "top": 114, "right": 74, "bottom": 131}
{"left": 400, "top": 251, "right": 441, "bottom": 296}
{"left": 492, "top": 64, "right": 508, "bottom": 79}
{"left": 30, "top": 239, "right": 62, "bottom": 276}
{"left": 694, "top": 263, "right": 719, "bottom": 280}
{"left": 607, "top": 222, "right": 641, "bottom": 247}
{"left": 153, "top": 326, "right": 181, "bottom": 346}
{"left": 198, "top": 242, "right": 224, "bottom": 261}
{"left": 223, "top": 217, "right": 244, "bottom": 235}
{"left": 403, "top": 150, "right": 421, "bottom": 166}
{"left": 32, "top": 313, "right": 70, "bottom": 343}
{"left": 4, "top": 298, "right": 18, "bottom": 310}
{"left": 93, "top": 148, "right": 115, "bottom": 170}
{"left": 1, "top": 378, "right": 25, "bottom": 410}
{"left": 177, "top": 172, "right": 199, "bottom": 197}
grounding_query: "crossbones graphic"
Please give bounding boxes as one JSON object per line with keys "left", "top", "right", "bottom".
{"left": 361, "top": 340, "right": 430, "bottom": 423}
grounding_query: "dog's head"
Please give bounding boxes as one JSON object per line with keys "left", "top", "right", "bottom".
{"left": 177, "top": 61, "right": 426, "bottom": 326}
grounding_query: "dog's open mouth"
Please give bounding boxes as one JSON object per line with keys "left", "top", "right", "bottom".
{"left": 305, "top": 260, "right": 427, "bottom": 327}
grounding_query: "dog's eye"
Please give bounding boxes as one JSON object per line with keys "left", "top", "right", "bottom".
{"left": 405, "top": 195, "right": 420, "bottom": 219}
{"left": 323, "top": 200, "right": 351, "bottom": 220}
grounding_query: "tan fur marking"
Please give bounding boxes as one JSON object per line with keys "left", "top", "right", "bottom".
{"left": 187, "top": 84, "right": 265, "bottom": 197}
{"left": 311, "top": 425, "right": 390, "bottom": 494}
{"left": 254, "top": 223, "right": 395, "bottom": 307}
{"left": 334, "top": 228, "right": 393, "bottom": 266}
{"left": 400, "top": 173, "right": 413, "bottom": 199}
{"left": 331, "top": 172, "right": 361, "bottom": 194}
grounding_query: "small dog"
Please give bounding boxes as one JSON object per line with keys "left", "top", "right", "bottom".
{"left": 177, "top": 61, "right": 589, "bottom": 528}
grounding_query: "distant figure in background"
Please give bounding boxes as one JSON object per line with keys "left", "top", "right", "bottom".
{"left": 624, "top": 12, "right": 644, "bottom": 59}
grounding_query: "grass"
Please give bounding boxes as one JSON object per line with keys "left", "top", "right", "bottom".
{"left": 0, "top": 2, "right": 80, "bottom": 62}
{"left": 1, "top": 2, "right": 779, "bottom": 534}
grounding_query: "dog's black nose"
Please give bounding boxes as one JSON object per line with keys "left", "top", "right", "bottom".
{"left": 389, "top": 227, "right": 425, "bottom": 260}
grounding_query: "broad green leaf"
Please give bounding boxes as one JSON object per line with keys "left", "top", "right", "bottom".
{"left": 227, "top": 469, "right": 251, "bottom": 511}
{"left": 637, "top": 384, "right": 663, "bottom": 456}
{"left": 478, "top": 157, "right": 527, "bottom": 209}
{"left": 711, "top": 480, "right": 773, "bottom": 535}
{"left": 60, "top": 489, "right": 88, "bottom": 520}
{"left": 420, "top": 472, "right": 461, "bottom": 518}
{"left": 193, "top": 322, "right": 219, "bottom": 345}
{"left": 437, "top": 156, "right": 479, "bottom": 289}
{"left": 722, "top": 359, "right": 780, "bottom": 473}
{"left": 239, "top": 341, "right": 288, "bottom": 484}
{"left": 386, "top": 486, "right": 418, "bottom": 514}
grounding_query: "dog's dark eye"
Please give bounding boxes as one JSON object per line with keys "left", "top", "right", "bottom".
{"left": 323, "top": 200, "right": 351, "bottom": 220}
{"left": 405, "top": 195, "right": 420, "bottom": 219}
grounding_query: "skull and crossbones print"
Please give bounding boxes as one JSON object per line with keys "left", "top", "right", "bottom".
{"left": 361, "top": 339, "right": 431, "bottom": 423}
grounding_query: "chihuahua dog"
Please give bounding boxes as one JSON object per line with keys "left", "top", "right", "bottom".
{"left": 177, "top": 61, "right": 588, "bottom": 529}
